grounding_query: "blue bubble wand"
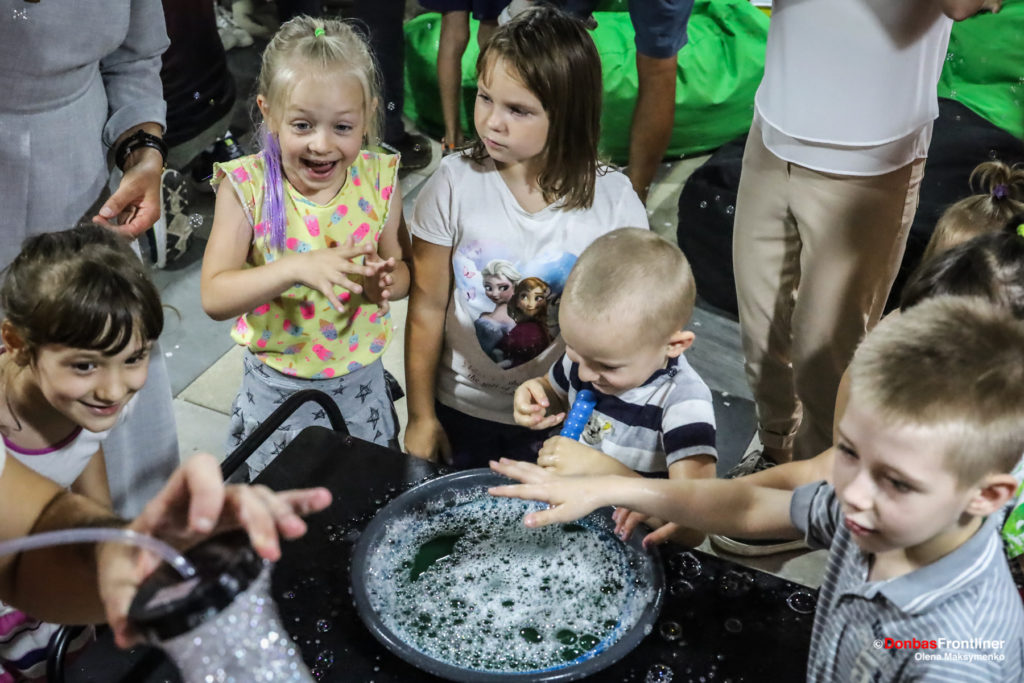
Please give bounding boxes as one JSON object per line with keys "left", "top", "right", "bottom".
{"left": 559, "top": 389, "right": 597, "bottom": 440}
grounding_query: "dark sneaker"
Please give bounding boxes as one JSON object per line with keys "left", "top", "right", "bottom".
{"left": 381, "top": 133, "right": 433, "bottom": 172}
{"left": 161, "top": 169, "right": 195, "bottom": 265}
{"left": 190, "top": 132, "right": 246, "bottom": 192}
{"left": 441, "top": 138, "right": 460, "bottom": 157}
{"left": 143, "top": 169, "right": 194, "bottom": 268}
{"left": 709, "top": 533, "right": 808, "bottom": 557}
{"left": 724, "top": 448, "right": 777, "bottom": 479}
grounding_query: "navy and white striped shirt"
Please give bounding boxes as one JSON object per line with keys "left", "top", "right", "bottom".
{"left": 548, "top": 354, "right": 717, "bottom": 474}
{"left": 792, "top": 481, "right": 1024, "bottom": 682}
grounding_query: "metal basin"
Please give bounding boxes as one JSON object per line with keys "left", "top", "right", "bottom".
{"left": 350, "top": 469, "right": 664, "bottom": 681}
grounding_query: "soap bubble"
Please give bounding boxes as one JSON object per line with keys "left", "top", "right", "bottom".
{"left": 646, "top": 663, "right": 675, "bottom": 682}
{"left": 659, "top": 620, "right": 683, "bottom": 642}
{"left": 671, "top": 552, "right": 702, "bottom": 579}
{"left": 785, "top": 590, "right": 816, "bottom": 615}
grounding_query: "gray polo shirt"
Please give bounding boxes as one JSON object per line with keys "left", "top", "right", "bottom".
{"left": 792, "top": 481, "right": 1024, "bottom": 682}
{"left": 549, "top": 354, "right": 717, "bottom": 474}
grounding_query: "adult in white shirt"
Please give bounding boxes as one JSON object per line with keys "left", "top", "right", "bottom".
{"left": 732, "top": 0, "right": 1000, "bottom": 466}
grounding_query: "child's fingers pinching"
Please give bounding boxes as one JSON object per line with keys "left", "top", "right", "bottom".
{"left": 533, "top": 411, "right": 565, "bottom": 430}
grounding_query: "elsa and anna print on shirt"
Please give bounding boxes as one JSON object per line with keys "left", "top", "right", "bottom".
{"left": 455, "top": 240, "right": 577, "bottom": 369}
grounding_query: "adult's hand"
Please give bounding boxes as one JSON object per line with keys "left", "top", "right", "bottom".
{"left": 97, "top": 453, "right": 332, "bottom": 647}
{"left": 94, "top": 123, "right": 167, "bottom": 237}
{"left": 93, "top": 149, "right": 164, "bottom": 237}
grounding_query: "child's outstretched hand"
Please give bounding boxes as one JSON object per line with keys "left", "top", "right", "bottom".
{"left": 537, "top": 436, "right": 621, "bottom": 476}
{"left": 297, "top": 236, "right": 377, "bottom": 311}
{"left": 513, "top": 379, "right": 565, "bottom": 429}
{"left": 362, "top": 253, "right": 397, "bottom": 315}
{"left": 488, "top": 458, "right": 608, "bottom": 527}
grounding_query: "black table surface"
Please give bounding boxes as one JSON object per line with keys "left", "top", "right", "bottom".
{"left": 68, "top": 427, "right": 815, "bottom": 682}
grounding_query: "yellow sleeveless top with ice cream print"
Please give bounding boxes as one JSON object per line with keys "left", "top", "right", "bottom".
{"left": 212, "top": 150, "right": 398, "bottom": 379}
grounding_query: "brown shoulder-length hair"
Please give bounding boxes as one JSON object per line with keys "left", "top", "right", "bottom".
{"left": 468, "top": 4, "right": 602, "bottom": 210}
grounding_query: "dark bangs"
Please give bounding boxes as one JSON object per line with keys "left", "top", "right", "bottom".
{"left": 33, "top": 258, "right": 164, "bottom": 354}
{"left": 0, "top": 226, "right": 164, "bottom": 356}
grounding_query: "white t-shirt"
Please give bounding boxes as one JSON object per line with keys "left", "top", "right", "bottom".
{"left": 411, "top": 153, "right": 649, "bottom": 423}
{"left": 3, "top": 397, "right": 134, "bottom": 488}
{"left": 754, "top": 0, "right": 952, "bottom": 175}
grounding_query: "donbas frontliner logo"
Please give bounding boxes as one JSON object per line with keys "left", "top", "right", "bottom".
{"left": 879, "top": 637, "right": 1006, "bottom": 651}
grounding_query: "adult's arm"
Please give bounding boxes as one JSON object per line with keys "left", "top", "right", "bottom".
{"left": 93, "top": 0, "right": 171, "bottom": 236}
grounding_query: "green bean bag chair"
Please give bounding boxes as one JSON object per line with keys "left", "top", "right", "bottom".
{"left": 937, "top": 0, "right": 1024, "bottom": 140}
{"left": 402, "top": 0, "right": 769, "bottom": 163}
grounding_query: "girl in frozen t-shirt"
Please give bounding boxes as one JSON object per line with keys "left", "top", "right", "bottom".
{"left": 405, "top": 6, "right": 649, "bottom": 468}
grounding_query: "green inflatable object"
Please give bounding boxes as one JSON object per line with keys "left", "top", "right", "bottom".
{"left": 402, "top": 0, "right": 769, "bottom": 163}
{"left": 937, "top": 0, "right": 1024, "bottom": 140}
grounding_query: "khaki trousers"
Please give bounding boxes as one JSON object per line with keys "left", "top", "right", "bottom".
{"left": 733, "top": 122, "right": 925, "bottom": 460}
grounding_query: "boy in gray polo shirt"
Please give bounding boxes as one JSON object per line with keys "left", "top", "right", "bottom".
{"left": 512, "top": 229, "right": 716, "bottom": 546}
{"left": 492, "top": 296, "right": 1024, "bottom": 681}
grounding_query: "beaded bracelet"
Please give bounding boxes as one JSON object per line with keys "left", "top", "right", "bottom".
{"left": 114, "top": 129, "right": 168, "bottom": 172}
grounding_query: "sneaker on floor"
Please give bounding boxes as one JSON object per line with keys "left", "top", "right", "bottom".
{"left": 190, "top": 131, "right": 246, "bottom": 191}
{"left": 161, "top": 169, "right": 195, "bottom": 264}
{"left": 724, "top": 447, "right": 777, "bottom": 479}
{"left": 381, "top": 133, "right": 433, "bottom": 172}
{"left": 441, "top": 138, "right": 460, "bottom": 157}
{"left": 231, "top": 0, "right": 277, "bottom": 40}
{"left": 709, "top": 533, "right": 809, "bottom": 557}
{"left": 215, "top": 4, "right": 253, "bottom": 51}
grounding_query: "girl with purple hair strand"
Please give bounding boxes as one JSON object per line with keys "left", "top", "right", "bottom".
{"left": 200, "top": 15, "right": 411, "bottom": 480}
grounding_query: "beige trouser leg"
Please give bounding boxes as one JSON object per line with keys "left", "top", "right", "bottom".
{"left": 733, "top": 122, "right": 925, "bottom": 461}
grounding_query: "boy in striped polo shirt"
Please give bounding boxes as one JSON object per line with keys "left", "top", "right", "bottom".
{"left": 493, "top": 296, "right": 1024, "bottom": 681}
{"left": 512, "top": 228, "right": 717, "bottom": 546}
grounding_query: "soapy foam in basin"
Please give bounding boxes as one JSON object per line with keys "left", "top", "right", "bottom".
{"left": 363, "top": 487, "right": 655, "bottom": 673}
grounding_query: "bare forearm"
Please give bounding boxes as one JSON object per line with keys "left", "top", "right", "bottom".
{"left": 405, "top": 305, "right": 445, "bottom": 420}
{"left": 8, "top": 491, "right": 125, "bottom": 624}
{"left": 739, "top": 452, "right": 833, "bottom": 491}
{"left": 587, "top": 476, "right": 796, "bottom": 539}
{"left": 202, "top": 259, "right": 301, "bottom": 320}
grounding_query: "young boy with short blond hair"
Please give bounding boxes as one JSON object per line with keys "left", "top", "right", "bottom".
{"left": 513, "top": 228, "right": 716, "bottom": 544}
{"left": 494, "top": 296, "right": 1024, "bottom": 681}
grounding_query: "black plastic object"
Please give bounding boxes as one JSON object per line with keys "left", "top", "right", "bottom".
{"left": 128, "top": 530, "right": 261, "bottom": 642}
{"left": 350, "top": 469, "right": 665, "bottom": 682}
{"left": 45, "top": 625, "right": 87, "bottom": 683}
{"left": 219, "top": 389, "right": 348, "bottom": 479}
